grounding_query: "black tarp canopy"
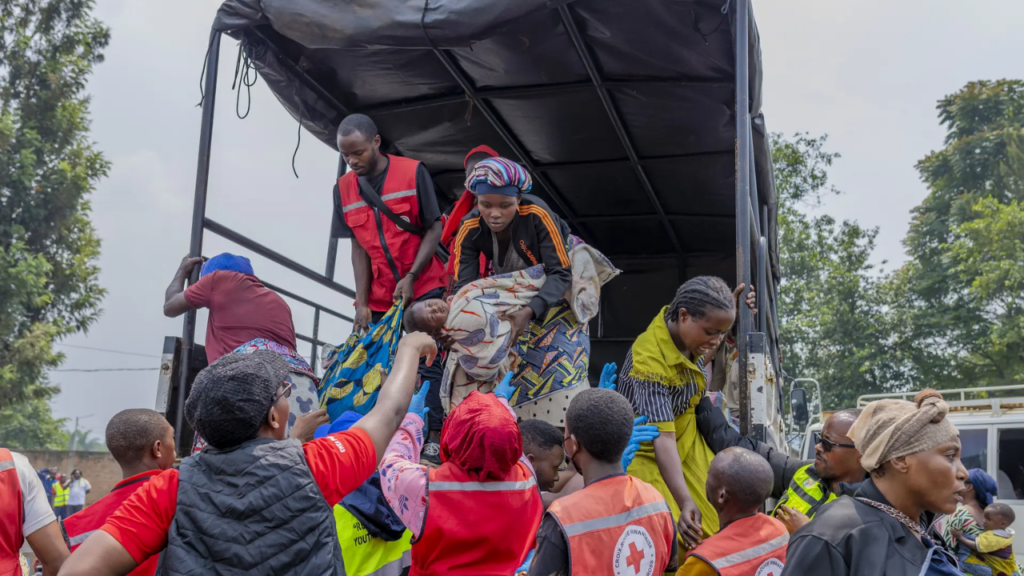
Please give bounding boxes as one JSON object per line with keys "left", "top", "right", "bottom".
{"left": 210, "top": 0, "right": 779, "bottom": 372}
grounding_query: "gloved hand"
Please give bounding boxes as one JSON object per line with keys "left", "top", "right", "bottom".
{"left": 409, "top": 381, "right": 430, "bottom": 421}
{"left": 599, "top": 362, "right": 618, "bottom": 391}
{"left": 493, "top": 371, "right": 516, "bottom": 401}
{"left": 515, "top": 549, "right": 535, "bottom": 575}
{"left": 622, "top": 416, "right": 659, "bottom": 470}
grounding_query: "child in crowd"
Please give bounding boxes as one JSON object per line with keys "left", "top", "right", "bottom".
{"left": 58, "top": 333, "right": 435, "bottom": 576}
{"left": 680, "top": 447, "right": 788, "bottom": 576}
{"left": 519, "top": 419, "right": 566, "bottom": 493}
{"left": 952, "top": 502, "right": 1020, "bottom": 576}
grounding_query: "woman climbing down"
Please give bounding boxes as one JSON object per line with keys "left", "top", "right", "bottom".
{"left": 617, "top": 276, "right": 754, "bottom": 550}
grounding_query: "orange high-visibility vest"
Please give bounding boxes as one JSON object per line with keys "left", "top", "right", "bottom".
{"left": 338, "top": 155, "right": 446, "bottom": 312}
{"left": 0, "top": 449, "right": 24, "bottom": 576}
{"left": 547, "top": 474, "right": 675, "bottom": 576}
{"left": 410, "top": 460, "right": 542, "bottom": 576}
{"left": 687, "top": 513, "right": 788, "bottom": 576}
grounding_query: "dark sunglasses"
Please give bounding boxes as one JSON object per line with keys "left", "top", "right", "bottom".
{"left": 817, "top": 435, "right": 856, "bottom": 453}
{"left": 272, "top": 381, "right": 293, "bottom": 404}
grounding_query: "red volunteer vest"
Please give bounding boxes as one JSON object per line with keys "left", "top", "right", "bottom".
{"left": 0, "top": 449, "right": 24, "bottom": 576}
{"left": 338, "top": 155, "right": 447, "bottom": 312}
{"left": 687, "top": 513, "right": 788, "bottom": 576}
{"left": 411, "top": 460, "right": 543, "bottom": 576}
{"left": 64, "top": 470, "right": 162, "bottom": 576}
{"left": 548, "top": 474, "right": 675, "bottom": 576}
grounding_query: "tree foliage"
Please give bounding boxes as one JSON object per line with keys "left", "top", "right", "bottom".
{"left": 772, "top": 134, "right": 906, "bottom": 409}
{"left": 890, "top": 80, "right": 1024, "bottom": 389}
{"left": 0, "top": 0, "right": 109, "bottom": 447}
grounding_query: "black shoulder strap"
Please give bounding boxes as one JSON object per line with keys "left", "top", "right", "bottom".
{"left": 356, "top": 176, "right": 424, "bottom": 236}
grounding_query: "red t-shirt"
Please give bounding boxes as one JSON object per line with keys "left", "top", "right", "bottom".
{"left": 184, "top": 270, "right": 297, "bottom": 362}
{"left": 64, "top": 470, "right": 163, "bottom": 576}
{"left": 100, "top": 429, "right": 376, "bottom": 566}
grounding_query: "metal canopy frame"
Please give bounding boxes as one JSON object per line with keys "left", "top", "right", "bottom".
{"left": 177, "top": 0, "right": 781, "bottom": 448}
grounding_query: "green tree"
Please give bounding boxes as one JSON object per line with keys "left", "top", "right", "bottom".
{"left": 0, "top": 0, "right": 109, "bottom": 448}
{"left": 67, "top": 427, "right": 106, "bottom": 452}
{"left": 773, "top": 134, "right": 906, "bottom": 409}
{"left": 891, "top": 80, "right": 1024, "bottom": 388}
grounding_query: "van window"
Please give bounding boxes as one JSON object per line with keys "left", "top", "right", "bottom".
{"left": 958, "top": 428, "right": 987, "bottom": 472}
{"left": 997, "top": 428, "right": 1024, "bottom": 500}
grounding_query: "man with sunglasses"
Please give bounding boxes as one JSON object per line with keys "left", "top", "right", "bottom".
{"left": 59, "top": 334, "right": 437, "bottom": 576}
{"left": 694, "top": 400, "right": 867, "bottom": 532}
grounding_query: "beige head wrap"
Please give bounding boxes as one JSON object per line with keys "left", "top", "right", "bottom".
{"left": 847, "top": 389, "right": 959, "bottom": 472}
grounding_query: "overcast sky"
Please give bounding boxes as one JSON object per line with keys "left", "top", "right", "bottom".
{"left": 48, "top": 0, "right": 1024, "bottom": 438}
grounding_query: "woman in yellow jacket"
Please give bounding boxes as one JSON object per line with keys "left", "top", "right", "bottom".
{"left": 616, "top": 276, "right": 753, "bottom": 553}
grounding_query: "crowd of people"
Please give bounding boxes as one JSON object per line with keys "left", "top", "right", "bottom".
{"left": 0, "top": 112, "right": 1014, "bottom": 576}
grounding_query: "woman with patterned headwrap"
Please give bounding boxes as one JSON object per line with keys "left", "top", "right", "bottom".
{"left": 446, "top": 157, "right": 601, "bottom": 426}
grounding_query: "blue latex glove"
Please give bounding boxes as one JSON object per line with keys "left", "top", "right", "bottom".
{"left": 516, "top": 549, "right": 535, "bottom": 575}
{"left": 599, "top": 362, "right": 618, "bottom": 390}
{"left": 622, "top": 416, "right": 659, "bottom": 470}
{"left": 493, "top": 371, "right": 516, "bottom": 401}
{"left": 409, "top": 381, "right": 430, "bottom": 420}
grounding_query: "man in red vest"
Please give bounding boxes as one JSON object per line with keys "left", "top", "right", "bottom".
{"left": 679, "top": 447, "right": 788, "bottom": 576}
{"left": 333, "top": 113, "right": 449, "bottom": 461}
{"left": 332, "top": 113, "right": 447, "bottom": 330}
{"left": 378, "top": 374, "right": 543, "bottom": 575}
{"left": 0, "top": 448, "right": 69, "bottom": 576}
{"left": 63, "top": 409, "right": 176, "bottom": 576}
{"left": 529, "top": 388, "right": 677, "bottom": 576}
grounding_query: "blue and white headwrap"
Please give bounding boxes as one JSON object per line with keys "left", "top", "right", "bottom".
{"left": 200, "top": 253, "right": 255, "bottom": 278}
{"left": 967, "top": 468, "right": 998, "bottom": 507}
{"left": 464, "top": 157, "right": 533, "bottom": 197}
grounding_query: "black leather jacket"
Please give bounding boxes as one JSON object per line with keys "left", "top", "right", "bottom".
{"left": 781, "top": 480, "right": 945, "bottom": 576}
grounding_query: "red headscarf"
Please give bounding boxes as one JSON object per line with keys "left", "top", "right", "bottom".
{"left": 440, "top": 145, "right": 500, "bottom": 248}
{"left": 439, "top": 391, "right": 522, "bottom": 481}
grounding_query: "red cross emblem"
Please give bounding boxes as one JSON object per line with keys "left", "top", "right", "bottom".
{"left": 626, "top": 541, "right": 646, "bottom": 574}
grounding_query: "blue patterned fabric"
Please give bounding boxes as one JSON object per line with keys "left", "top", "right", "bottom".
{"left": 233, "top": 338, "right": 315, "bottom": 378}
{"left": 318, "top": 302, "right": 405, "bottom": 421}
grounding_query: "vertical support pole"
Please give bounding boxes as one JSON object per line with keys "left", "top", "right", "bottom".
{"left": 734, "top": 0, "right": 753, "bottom": 437}
{"left": 757, "top": 237, "right": 768, "bottom": 335}
{"left": 310, "top": 308, "right": 321, "bottom": 370}
{"left": 176, "top": 30, "right": 221, "bottom": 451}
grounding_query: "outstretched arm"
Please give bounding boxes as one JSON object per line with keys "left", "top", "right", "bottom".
{"left": 56, "top": 531, "right": 135, "bottom": 576}
{"left": 353, "top": 332, "right": 437, "bottom": 464}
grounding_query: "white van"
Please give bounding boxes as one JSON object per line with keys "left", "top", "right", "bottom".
{"left": 795, "top": 385, "right": 1024, "bottom": 535}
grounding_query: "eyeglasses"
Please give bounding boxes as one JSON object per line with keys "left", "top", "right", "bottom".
{"left": 817, "top": 435, "right": 856, "bottom": 453}
{"left": 272, "top": 381, "right": 293, "bottom": 404}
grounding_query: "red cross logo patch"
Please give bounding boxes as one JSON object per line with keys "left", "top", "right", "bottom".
{"left": 613, "top": 525, "right": 656, "bottom": 576}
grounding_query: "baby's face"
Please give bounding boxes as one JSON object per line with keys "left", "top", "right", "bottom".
{"left": 983, "top": 509, "right": 1012, "bottom": 531}
{"left": 411, "top": 299, "right": 449, "bottom": 333}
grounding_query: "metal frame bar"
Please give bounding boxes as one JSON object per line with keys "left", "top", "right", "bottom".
{"left": 204, "top": 218, "right": 355, "bottom": 298}
{"left": 734, "top": 0, "right": 754, "bottom": 438}
{"left": 176, "top": 29, "right": 222, "bottom": 449}
{"left": 558, "top": 5, "right": 683, "bottom": 256}
{"left": 428, "top": 49, "right": 586, "bottom": 236}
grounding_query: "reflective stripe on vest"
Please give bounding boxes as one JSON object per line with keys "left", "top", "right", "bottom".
{"left": 412, "top": 461, "right": 542, "bottom": 575}
{"left": 0, "top": 448, "right": 24, "bottom": 576}
{"left": 333, "top": 504, "right": 412, "bottom": 576}
{"left": 771, "top": 463, "right": 836, "bottom": 519}
{"left": 688, "top": 514, "right": 788, "bottom": 576}
{"left": 561, "top": 501, "right": 671, "bottom": 537}
{"left": 548, "top": 475, "right": 675, "bottom": 576}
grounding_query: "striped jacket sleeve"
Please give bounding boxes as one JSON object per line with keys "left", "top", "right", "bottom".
{"left": 616, "top": 350, "right": 676, "bottom": 426}
{"left": 520, "top": 205, "right": 572, "bottom": 320}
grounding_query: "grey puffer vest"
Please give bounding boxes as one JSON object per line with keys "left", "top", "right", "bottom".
{"left": 158, "top": 438, "right": 344, "bottom": 576}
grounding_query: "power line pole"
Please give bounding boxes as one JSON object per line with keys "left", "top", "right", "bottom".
{"left": 67, "top": 414, "right": 93, "bottom": 474}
